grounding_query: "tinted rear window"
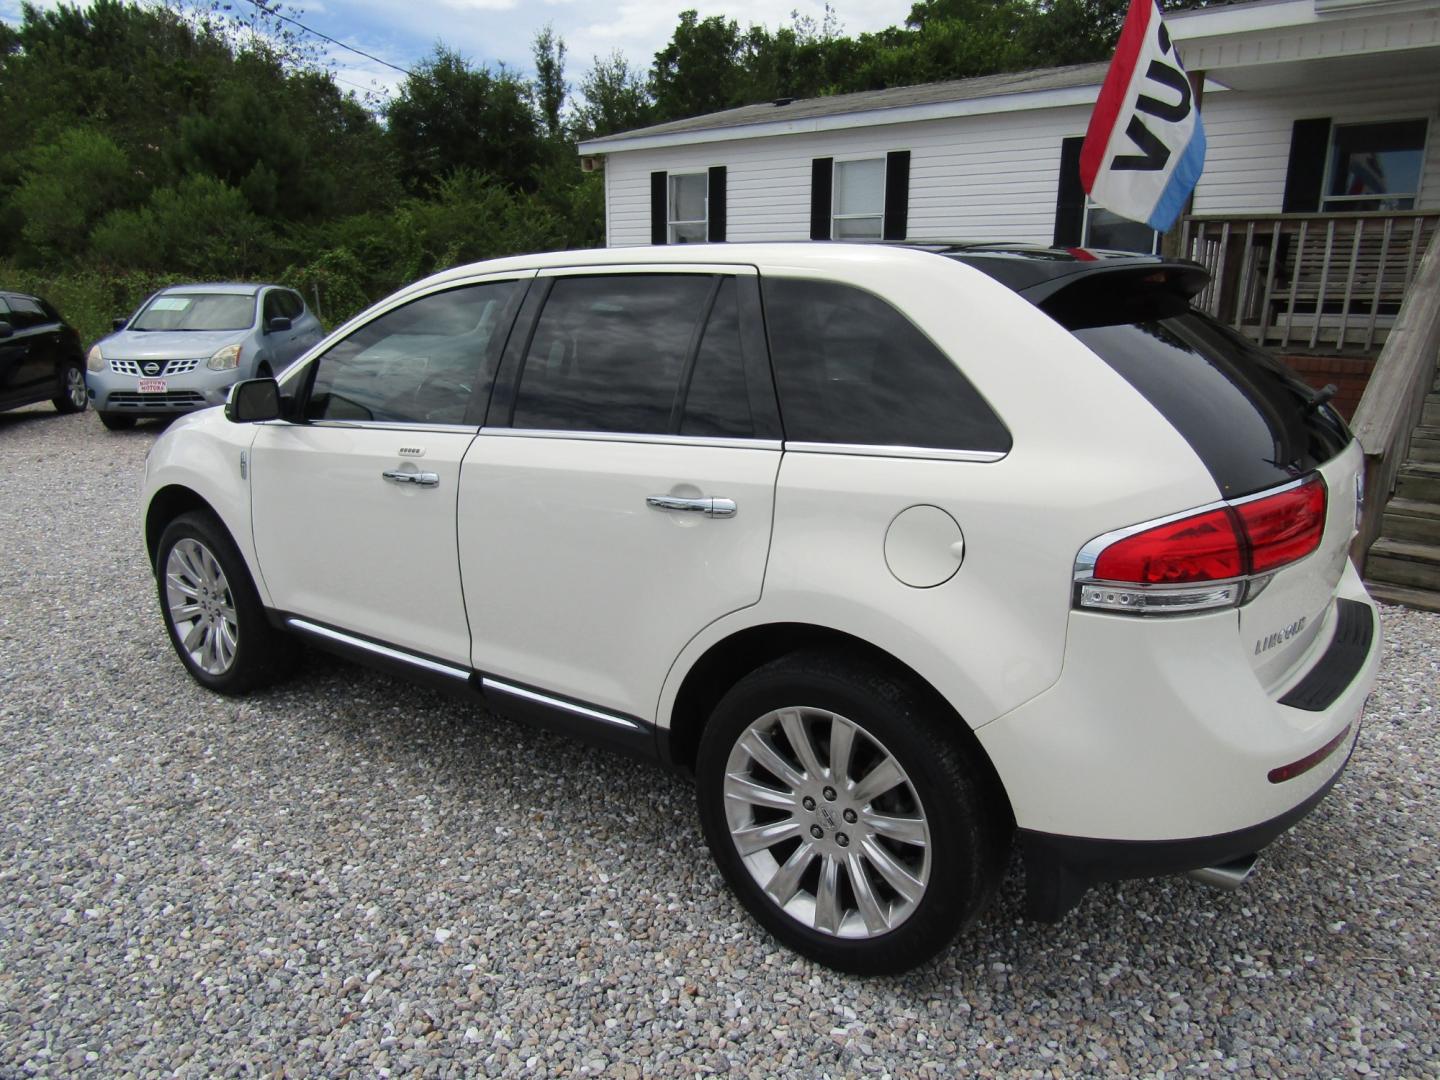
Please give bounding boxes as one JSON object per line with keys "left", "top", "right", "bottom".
{"left": 1072, "top": 312, "right": 1351, "bottom": 497}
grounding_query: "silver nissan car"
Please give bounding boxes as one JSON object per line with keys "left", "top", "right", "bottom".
{"left": 86, "top": 283, "right": 323, "bottom": 430}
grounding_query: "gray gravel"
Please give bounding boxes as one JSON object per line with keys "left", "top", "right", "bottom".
{"left": 1, "top": 402, "right": 1437, "bottom": 1079}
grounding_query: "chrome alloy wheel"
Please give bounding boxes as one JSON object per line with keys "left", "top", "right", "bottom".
{"left": 722, "top": 707, "right": 932, "bottom": 938}
{"left": 64, "top": 367, "right": 87, "bottom": 409}
{"left": 164, "top": 538, "right": 239, "bottom": 676}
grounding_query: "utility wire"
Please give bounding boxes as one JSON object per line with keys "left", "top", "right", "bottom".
{"left": 249, "top": 0, "right": 415, "bottom": 79}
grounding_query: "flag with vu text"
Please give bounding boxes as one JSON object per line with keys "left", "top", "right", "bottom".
{"left": 1080, "top": 0, "right": 1206, "bottom": 232}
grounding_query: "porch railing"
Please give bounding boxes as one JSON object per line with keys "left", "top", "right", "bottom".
{"left": 1180, "top": 211, "right": 1439, "bottom": 353}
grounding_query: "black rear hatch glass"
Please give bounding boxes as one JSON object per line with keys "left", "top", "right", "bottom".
{"left": 952, "top": 252, "right": 1352, "bottom": 498}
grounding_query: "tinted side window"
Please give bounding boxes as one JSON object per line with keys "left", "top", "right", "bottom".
{"left": 306, "top": 281, "right": 516, "bottom": 425}
{"left": 4, "top": 295, "right": 49, "bottom": 331}
{"left": 512, "top": 274, "right": 712, "bottom": 434}
{"left": 762, "top": 279, "right": 1010, "bottom": 452}
{"left": 681, "top": 279, "right": 753, "bottom": 438}
{"left": 263, "top": 292, "right": 284, "bottom": 323}
{"left": 280, "top": 290, "right": 305, "bottom": 319}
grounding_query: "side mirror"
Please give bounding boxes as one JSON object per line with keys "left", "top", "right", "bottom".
{"left": 266, "top": 316, "right": 292, "bottom": 333}
{"left": 225, "top": 378, "right": 282, "bottom": 423}
{"left": 0, "top": 320, "right": 13, "bottom": 340}
{"left": 112, "top": 317, "right": 128, "bottom": 331}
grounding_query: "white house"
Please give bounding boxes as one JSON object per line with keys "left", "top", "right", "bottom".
{"left": 577, "top": 0, "right": 1439, "bottom": 354}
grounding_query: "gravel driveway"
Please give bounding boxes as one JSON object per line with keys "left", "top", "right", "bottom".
{"left": 1, "top": 404, "right": 1436, "bottom": 1078}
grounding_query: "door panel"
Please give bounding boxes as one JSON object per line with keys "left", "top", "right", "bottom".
{"left": 459, "top": 434, "right": 780, "bottom": 720}
{"left": 250, "top": 423, "right": 476, "bottom": 663}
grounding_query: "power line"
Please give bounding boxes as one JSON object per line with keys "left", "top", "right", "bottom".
{"left": 249, "top": 0, "right": 415, "bottom": 79}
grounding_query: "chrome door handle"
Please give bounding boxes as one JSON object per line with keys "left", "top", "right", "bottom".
{"left": 383, "top": 469, "right": 440, "bottom": 487}
{"left": 646, "top": 495, "right": 736, "bottom": 518}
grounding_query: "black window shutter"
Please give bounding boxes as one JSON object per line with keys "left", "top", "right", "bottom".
{"left": 810, "top": 158, "right": 834, "bottom": 240}
{"left": 707, "top": 166, "right": 727, "bottom": 242}
{"left": 1282, "top": 118, "right": 1332, "bottom": 214}
{"left": 650, "top": 171, "right": 668, "bottom": 245}
{"left": 883, "top": 151, "right": 911, "bottom": 241}
{"left": 1054, "top": 137, "right": 1086, "bottom": 247}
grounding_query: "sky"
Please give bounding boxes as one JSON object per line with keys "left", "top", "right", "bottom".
{"left": 2, "top": 0, "right": 918, "bottom": 103}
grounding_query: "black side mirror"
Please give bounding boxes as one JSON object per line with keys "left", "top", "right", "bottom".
{"left": 225, "top": 378, "right": 282, "bottom": 423}
{"left": 0, "top": 320, "right": 13, "bottom": 340}
{"left": 112, "top": 317, "right": 128, "bottom": 331}
{"left": 266, "top": 316, "right": 292, "bottom": 333}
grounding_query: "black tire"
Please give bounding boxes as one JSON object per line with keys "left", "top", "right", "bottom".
{"left": 696, "top": 650, "right": 1010, "bottom": 974}
{"left": 98, "top": 411, "right": 136, "bottom": 431}
{"left": 155, "top": 511, "right": 293, "bottom": 695}
{"left": 52, "top": 361, "right": 88, "bottom": 414}
{"left": 256, "top": 362, "right": 273, "bottom": 379}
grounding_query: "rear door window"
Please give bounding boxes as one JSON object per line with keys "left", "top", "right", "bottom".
{"left": 761, "top": 278, "right": 1011, "bottom": 453}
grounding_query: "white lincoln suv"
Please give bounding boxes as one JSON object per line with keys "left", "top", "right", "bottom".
{"left": 141, "top": 243, "right": 1380, "bottom": 973}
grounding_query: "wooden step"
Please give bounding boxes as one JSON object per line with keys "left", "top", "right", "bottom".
{"left": 1366, "top": 582, "right": 1440, "bottom": 614}
{"left": 1409, "top": 432, "right": 1440, "bottom": 463}
{"left": 1366, "top": 537, "right": 1440, "bottom": 592}
{"left": 1395, "top": 462, "right": 1440, "bottom": 503}
{"left": 1424, "top": 394, "right": 1440, "bottom": 429}
{"left": 1380, "top": 497, "right": 1440, "bottom": 544}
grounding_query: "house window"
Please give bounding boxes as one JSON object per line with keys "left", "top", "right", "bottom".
{"left": 668, "top": 173, "right": 708, "bottom": 244}
{"left": 832, "top": 158, "right": 885, "bottom": 239}
{"left": 1083, "top": 201, "right": 1158, "bottom": 254}
{"left": 1322, "top": 120, "right": 1428, "bottom": 212}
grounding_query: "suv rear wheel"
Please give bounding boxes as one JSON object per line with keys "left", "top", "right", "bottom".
{"left": 696, "top": 651, "right": 1009, "bottom": 973}
{"left": 155, "top": 511, "right": 293, "bottom": 694}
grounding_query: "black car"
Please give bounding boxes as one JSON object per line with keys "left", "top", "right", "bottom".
{"left": 0, "top": 291, "right": 88, "bottom": 416}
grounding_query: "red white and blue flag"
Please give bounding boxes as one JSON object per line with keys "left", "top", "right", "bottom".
{"left": 1081, "top": 0, "right": 1206, "bottom": 232}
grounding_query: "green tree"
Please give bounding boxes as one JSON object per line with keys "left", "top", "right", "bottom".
{"left": 572, "top": 52, "right": 652, "bottom": 140}
{"left": 11, "top": 129, "right": 140, "bottom": 265}
{"left": 532, "top": 24, "right": 568, "bottom": 141}
{"left": 386, "top": 46, "right": 544, "bottom": 194}
{"left": 91, "top": 174, "right": 273, "bottom": 276}
{"left": 650, "top": 11, "right": 751, "bottom": 121}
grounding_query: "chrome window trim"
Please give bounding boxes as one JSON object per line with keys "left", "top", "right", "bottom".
{"left": 784, "top": 441, "right": 1006, "bottom": 463}
{"left": 480, "top": 427, "right": 782, "bottom": 451}
{"left": 481, "top": 678, "right": 641, "bottom": 731}
{"left": 287, "top": 618, "right": 471, "bottom": 680}
{"left": 258, "top": 419, "right": 480, "bottom": 436}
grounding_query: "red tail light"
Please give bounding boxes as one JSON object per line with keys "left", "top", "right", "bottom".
{"left": 1077, "top": 475, "right": 1328, "bottom": 615}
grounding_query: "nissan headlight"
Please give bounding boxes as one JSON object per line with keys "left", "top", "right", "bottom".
{"left": 87, "top": 345, "right": 105, "bottom": 373}
{"left": 207, "top": 343, "right": 242, "bottom": 371}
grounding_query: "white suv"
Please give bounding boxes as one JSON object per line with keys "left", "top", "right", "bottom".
{"left": 141, "top": 244, "right": 1380, "bottom": 973}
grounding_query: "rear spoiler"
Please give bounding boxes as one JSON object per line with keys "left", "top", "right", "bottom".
{"left": 1022, "top": 262, "right": 1210, "bottom": 331}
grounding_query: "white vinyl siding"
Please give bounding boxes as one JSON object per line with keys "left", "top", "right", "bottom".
{"left": 599, "top": 71, "right": 1439, "bottom": 247}
{"left": 604, "top": 106, "right": 1095, "bottom": 247}
{"left": 1189, "top": 72, "right": 1440, "bottom": 215}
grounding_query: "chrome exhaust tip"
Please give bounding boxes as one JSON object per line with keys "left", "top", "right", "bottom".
{"left": 1186, "top": 854, "right": 1258, "bottom": 891}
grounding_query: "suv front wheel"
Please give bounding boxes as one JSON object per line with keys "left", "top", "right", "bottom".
{"left": 155, "top": 511, "right": 292, "bottom": 695}
{"left": 696, "top": 651, "right": 1010, "bottom": 973}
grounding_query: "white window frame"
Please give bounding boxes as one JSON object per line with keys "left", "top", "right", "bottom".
{"left": 667, "top": 172, "right": 708, "bottom": 244}
{"left": 831, "top": 156, "right": 886, "bottom": 240}
{"left": 1319, "top": 117, "right": 1429, "bottom": 213}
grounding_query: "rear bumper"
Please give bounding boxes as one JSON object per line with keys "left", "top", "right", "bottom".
{"left": 1018, "top": 727, "right": 1357, "bottom": 921}
{"left": 977, "top": 561, "right": 1380, "bottom": 919}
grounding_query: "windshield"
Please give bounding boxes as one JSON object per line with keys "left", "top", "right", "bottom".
{"left": 131, "top": 293, "right": 255, "bottom": 332}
